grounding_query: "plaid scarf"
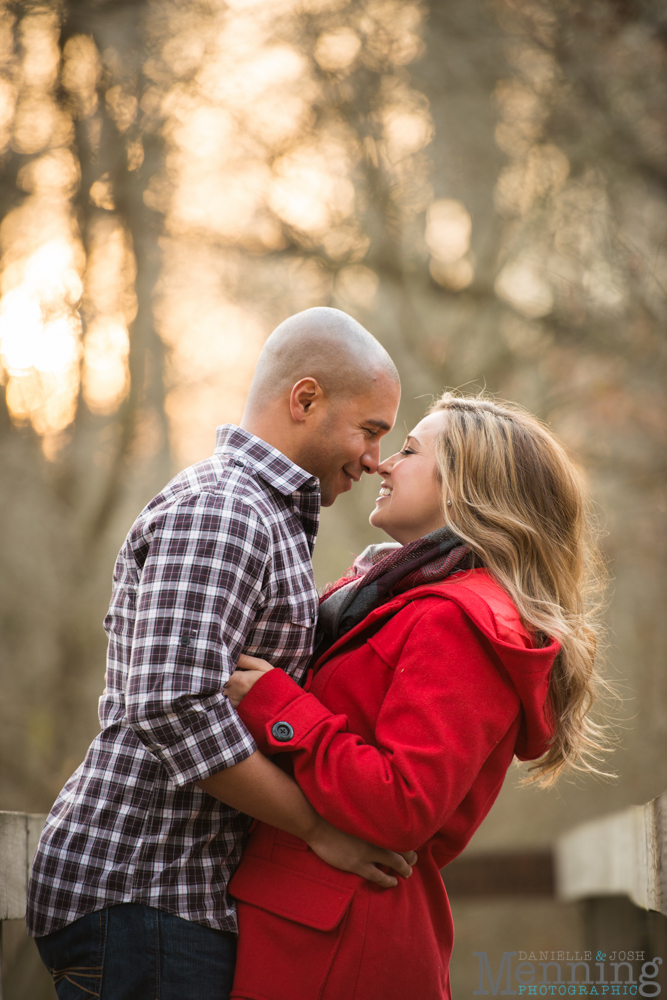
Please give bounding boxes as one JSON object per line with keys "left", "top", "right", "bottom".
{"left": 317, "top": 527, "right": 470, "bottom": 646}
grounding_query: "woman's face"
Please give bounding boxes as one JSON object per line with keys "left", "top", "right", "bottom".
{"left": 369, "top": 410, "right": 447, "bottom": 545}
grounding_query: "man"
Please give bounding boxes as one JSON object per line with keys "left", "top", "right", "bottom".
{"left": 27, "top": 308, "right": 408, "bottom": 999}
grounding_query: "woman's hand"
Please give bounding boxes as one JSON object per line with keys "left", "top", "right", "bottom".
{"left": 225, "top": 653, "right": 274, "bottom": 708}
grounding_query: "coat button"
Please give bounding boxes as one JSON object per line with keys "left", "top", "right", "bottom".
{"left": 271, "top": 721, "right": 294, "bottom": 742}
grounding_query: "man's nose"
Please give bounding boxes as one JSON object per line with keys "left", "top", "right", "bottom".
{"left": 361, "top": 438, "right": 382, "bottom": 475}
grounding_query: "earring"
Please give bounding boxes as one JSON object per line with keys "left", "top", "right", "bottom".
{"left": 446, "top": 499, "right": 452, "bottom": 506}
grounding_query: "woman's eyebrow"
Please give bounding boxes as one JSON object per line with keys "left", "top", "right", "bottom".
{"left": 406, "top": 434, "right": 421, "bottom": 446}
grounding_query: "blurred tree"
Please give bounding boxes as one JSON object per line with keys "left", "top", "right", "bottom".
{"left": 0, "top": 0, "right": 170, "bottom": 810}
{"left": 0, "top": 0, "right": 664, "bottom": 826}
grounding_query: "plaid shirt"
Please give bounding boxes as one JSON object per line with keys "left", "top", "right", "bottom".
{"left": 27, "top": 425, "right": 320, "bottom": 937}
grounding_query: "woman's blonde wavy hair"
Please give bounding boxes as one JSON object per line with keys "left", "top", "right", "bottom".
{"left": 429, "top": 391, "right": 613, "bottom": 785}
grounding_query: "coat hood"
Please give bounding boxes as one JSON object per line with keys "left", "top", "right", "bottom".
{"left": 313, "top": 568, "right": 559, "bottom": 762}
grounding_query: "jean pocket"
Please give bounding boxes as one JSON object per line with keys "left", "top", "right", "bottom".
{"left": 36, "top": 909, "right": 106, "bottom": 1000}
{"left": 51, "top": 964, "right": 103, "bottom": 999}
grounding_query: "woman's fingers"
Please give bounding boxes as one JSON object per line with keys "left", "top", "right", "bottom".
{"left": 237, "top": 653, "right": 273, "bottom": 672}
{"left": 225, "top": 667, "right": 268, "bottom": 707}
{"left": 400, "top": 850, "right": 418, "bottom": 866}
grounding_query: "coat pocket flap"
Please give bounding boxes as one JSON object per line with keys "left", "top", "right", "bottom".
{"left": 229, "top": 856, "right": 355, "bottom": 932}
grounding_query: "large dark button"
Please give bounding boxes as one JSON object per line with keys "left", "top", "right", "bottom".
{"left": 271, "top": 721, "right": 294, "bottom": 742}
{"left": 180, "top": 635, "right": 191, "bottom": 647}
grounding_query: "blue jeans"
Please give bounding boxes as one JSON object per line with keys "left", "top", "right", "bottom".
{"left": 34, "top": 903, "right": 236, "bottom": 1000}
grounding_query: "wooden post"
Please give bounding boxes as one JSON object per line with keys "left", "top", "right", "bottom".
{"left": 555, "top": 791, "right": 667, "bottom": 916}
{"left": 555, "top": 790, "right": 667, "bottom": 971}
{"left": 0, "top": 811, "right": 46, "bottom": 1000}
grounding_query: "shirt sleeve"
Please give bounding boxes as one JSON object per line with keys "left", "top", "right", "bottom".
{"left": 124, "top": 492, "right": 270, "bottom": 786}
{"left": 237, "top": 601, "right": 521, "bottom": 850}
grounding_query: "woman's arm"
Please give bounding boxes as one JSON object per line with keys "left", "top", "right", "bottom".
{"left": 229, "top": 601, "right": 523, "bottom": 852}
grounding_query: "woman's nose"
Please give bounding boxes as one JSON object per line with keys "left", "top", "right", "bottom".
{"left": 377, "top": 453, "right": 397, "bottom": 476}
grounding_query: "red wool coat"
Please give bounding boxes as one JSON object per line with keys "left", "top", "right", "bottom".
{"left": 228, "top": 568, "right": 560, "bottom": 1000}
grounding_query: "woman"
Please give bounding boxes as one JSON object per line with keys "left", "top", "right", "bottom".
{"left": 224, "top": 392, "right": 609, "bottom": 1000}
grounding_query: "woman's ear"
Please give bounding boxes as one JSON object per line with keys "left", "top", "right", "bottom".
{"left": 289, "top": 378, "right": 325, "bottom": 423}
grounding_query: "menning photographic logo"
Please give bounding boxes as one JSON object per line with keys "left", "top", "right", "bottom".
{"left": 473, "top": 951, "right": 663, "bottom": 996}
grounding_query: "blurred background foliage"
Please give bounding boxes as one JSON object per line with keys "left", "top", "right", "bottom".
{"left": 0, "top": 0, "right": 665, "bottom": 995}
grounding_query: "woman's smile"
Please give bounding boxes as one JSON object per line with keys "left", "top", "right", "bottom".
{"left": 370, "top": 411, "right": 448, "bottom": 545}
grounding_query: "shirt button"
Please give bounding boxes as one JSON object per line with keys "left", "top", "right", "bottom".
{"left": 180, "top": 635, "right": 191, "bottom": 647}
{"left": 234, "top": 459, "right": 244, "bottom": 467}
{"left": 271, "top": 721, "right": 294, "bottom": 742}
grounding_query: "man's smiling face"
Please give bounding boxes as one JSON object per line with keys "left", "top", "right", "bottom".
{"left": 300, "top": 373, "right": 401, "bottom": 506}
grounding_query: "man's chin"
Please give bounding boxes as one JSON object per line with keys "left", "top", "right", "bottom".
{"left": 320, "top": 475, "right": 352, "bottom": 506}
{"left": 319, "top": 483, "right": 336, "bottom": 506}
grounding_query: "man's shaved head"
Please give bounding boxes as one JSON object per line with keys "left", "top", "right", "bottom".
{"left": 246, "top": 307, "right": 398, "bottom": 408}
{"left": 241, "top": 307, "right": 400, "bottom": 505}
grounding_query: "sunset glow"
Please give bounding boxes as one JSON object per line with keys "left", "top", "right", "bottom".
{"left": 0, "top": 0, "right": 436, "bottom": 461}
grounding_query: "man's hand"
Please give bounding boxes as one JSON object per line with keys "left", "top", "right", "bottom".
{"left": 225, "top": 653, "right": 274, "bottom": 707}
{"left": 196, "top": 751, "right": 417, "bottom": 889}
{"left": 221, "top": 661, "right": 418, "bottom": 886}
{"left": 306, "top": 815, "right": 417, "bottom": 889}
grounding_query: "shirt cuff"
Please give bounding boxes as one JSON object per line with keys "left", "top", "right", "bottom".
{"left": 132, "top": 702, "right": 258, "bottom": 787}
{"left": 237, "top": 668, "right": 337, "bottom": 756}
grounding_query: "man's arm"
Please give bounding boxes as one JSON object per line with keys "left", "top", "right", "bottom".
{"left": 197, "top": 751, "right": 415, "bottom": 888}
{"left": 122, "top": 495, "right": 413, "bottom": 885}
{"left": 124, "top": 495, "right": 270, "bottom": 784}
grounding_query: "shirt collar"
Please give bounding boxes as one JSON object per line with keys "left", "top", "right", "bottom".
{"left": 214, "top": 424, "right": 319, "bottom": 497}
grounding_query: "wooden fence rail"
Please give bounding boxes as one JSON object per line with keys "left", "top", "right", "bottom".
{"left": 555, "top": 790, "right": 667, "bottom": 916}
{"left": 1, "top": 795, "right": 667, "bottom": 995}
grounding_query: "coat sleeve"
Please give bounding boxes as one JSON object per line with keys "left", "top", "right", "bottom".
{"left": 237, "top": 600, "right": 522, "bottom": 850}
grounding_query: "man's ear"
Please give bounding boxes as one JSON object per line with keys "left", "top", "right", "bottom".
{"left": 289, "top": 378, "right": 325, "bottom": 423}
